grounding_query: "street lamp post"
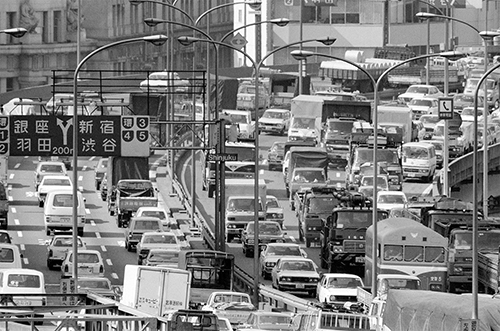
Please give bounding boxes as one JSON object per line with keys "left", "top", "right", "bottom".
{"left": 0, "top": 28, "right": 27, "bottom": 38}
{"left": 472, "top": 61, "right": 500, "bottom": 321}
{"left": 71, "top": 34, "right": 168, "bottom": 283}
{"left": 178, "top": 36, "right": 334, "bottom": 305}
{"left": 291, "top": 49, "right": 463, "bottom": 299}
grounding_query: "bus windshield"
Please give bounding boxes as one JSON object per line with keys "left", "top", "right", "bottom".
{"left": 384, "top": 244, "right": 445, "bottom": 263}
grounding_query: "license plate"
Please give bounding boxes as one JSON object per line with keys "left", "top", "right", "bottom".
{"left": 79, "top": 267, "right": 93, "bottom": 274}
{"left": 356, "top": 256, "right": 365, "bottom": 263}
{"left": 60, "top": 218, "right": 71, "bottom": 223}
{"left": 407, "top": 173, "right": 416, "bottom": 177}
{"left": 296, "top": 284, "right": 305, "bottom": 289}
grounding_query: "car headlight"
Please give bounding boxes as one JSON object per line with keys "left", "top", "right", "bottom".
{"left": 310, "top": 278, "right": 319, "bottom": 282}
{"left": 265, "top": 262, "right": 275, "bottom": 267}
{"left": 453, "top": 266, "right": 463, "bottom": 274}
{"left": 247, "top": 239, "right": 254, "bottom": 244}
{"left": 429, "top": 284, "right": 442, "bottom": 291}
{"left": 329, "top": 295, "right": 337, "bottom": 301}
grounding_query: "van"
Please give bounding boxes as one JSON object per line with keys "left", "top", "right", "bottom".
{"left": 0, "top": 243, "right": 22, "bottom": 269}
{"left": 0, "top": 268, "right": 46, "bottom": 306}
{"left": 44, "top": 189, "right": 86, "bottom": 236}
{"left": 401, "top": 142, "right": 437, "bottom": 182}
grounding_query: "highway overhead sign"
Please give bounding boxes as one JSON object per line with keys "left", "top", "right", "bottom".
{"left": 1, "top": 115, "right": 150, "bottom": 157}
{"left": 207, "top": 153, "right": 238, "bottom": 162}
{"left": 230, "top": 32, "right": 247, "bottom": 50}
{"left": 438, "top": 97, "right": 454, "bottom": 120}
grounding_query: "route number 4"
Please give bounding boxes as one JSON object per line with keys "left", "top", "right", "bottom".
{"left": 284, "top": 0, "right": 293, "bottom": 6}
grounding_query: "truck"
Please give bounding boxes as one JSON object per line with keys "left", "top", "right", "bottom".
{"left": 288, "top": 95, "right": 372, "bottom": 145}
{"left": 288, "top": 167, "right": 328, "bottom": 209}
{"left": 377, "top": 104, "right": 412, "bottom": 144}
{"left": 380, "top": 289, "right": 500, "bottom": 331}
{"left": 356, "top": 274, "right": 422, "bottom": 315}
{"left": 202, "top": 141, "right": 256, "bottom": 198}
{"left": 387, "top": 65, "right": 461, "bottom": 86}
{"left": 320, "top": 118, "right": 355, "bottom": 169}
{"left": 113, "top": 179, "right": 158, "bottom": 228}
{"left": 285, "top": 146, "right": 329, "bottom": 197}
{"left": 463, "top": 66, "right": 500, "bottom": 109}
{"left": 295, "top": 187, "right": 343, "bottom": 248}
{"left": 106, "top": 156, "right": 150, "bottom": 220}
{"left": 220, "top": 109, "right": 256, "bottom": 141}
{"left": 320, "top": 193, "right": 389, "bottom": 278}
{"left": 225, "top": 178, "right": 266, "bottom": 242}
{"left": 120, "top": 265, "right": 191, "bottom": 317}
{"left": 294, "top": 310, "right": 372, "bottom": 331}
{"left": 236, "top": 80, "right": 269, "bottom": 119}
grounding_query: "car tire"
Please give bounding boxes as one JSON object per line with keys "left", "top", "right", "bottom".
{"left": 38, "top": 200, "right": 44, "bottom": 208}
{"left": 306, "top": 239, "right": 311, "bottom": 248}
{"left": 47, "top": 260, "right": 54, "bottom": 270}
{"left": 77, "top": 228, "right": 84, "bottom": 237}
{"left": 244, "top": 247, "right": 252, "bottom": 258}
{"left": 46, "top": 229, "right": 51, "bottom": 236}
{"left": 309, "top": 290, "right": 317, "bottom": 298}
{"left": 208, "top": 186, "right": 215, "bottom": 198}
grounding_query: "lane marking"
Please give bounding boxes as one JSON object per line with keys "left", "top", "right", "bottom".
{"left": 90, "top": 220, "right": 96, "bottom": 227}
{"left": 101, "top": 245, "right": 107, "bottom": 252}
{"left": 20, "top": 244, "right": 25, "bottom": 250}
{"left": 14, "top": 163, "right": 20, "bottom": 169}
{"left": 23, "top": 257, "right": 29, "bottom": 265}
{"left": 111, "top": 272, "right": 119, "bottom": 279}
{"left": 106, "top": 259, "right": 113, "bottom": 266}
{"left": 11, "top": 208, "right": 16, "bottom": 214}
{"left": 95, "top": 232, "right": 101, "bottom": 239}
{"left": 14, "top": 218, "right": 19, "bottom": 225}
{"left": 17, "top": 231, "right": 22, "bottom": 238}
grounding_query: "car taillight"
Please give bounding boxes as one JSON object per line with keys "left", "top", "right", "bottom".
{"left": 48, "top": 250, "right": 53, "bottom": 257}
{"left": 64, "top": 265, "right": 69, "bottom": 272}
{"left": 99, "top": 265, "right": 104, "bottom": 273}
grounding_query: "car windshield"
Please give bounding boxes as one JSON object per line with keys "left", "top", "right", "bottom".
{"left": 292, "top": 118, "right": 315, "bottom": 129}
{"left": 326, "top": 277, "right": 362, "bottom": 288}
{"left": 292, "top": 170, "right": 325, "bottom": 183}
{"left": 361, "top": 176, "right": 387, "bottom": 187}
{"left": 419, "top": 116, "right": 440, "bottom": 125}
{"left": 143, "top": 234, "right": 176, "bottom": 244}
{"left": 53, "top": 194, "right": 75, "bottom": 207}
{"left": 134, "top": 220, "right": 161, "bottom": 230}
{"left": 141, "top": 211, "right": 166, "bottom": 220}
{"left": 455, "top": 94, "right": 474, "bottom": 103}
{"left": 53, "top": 238, "right": 83, "bottom": 247}
{"left": 355, "top": 149, "right": 399, "bottom": 165}
{"left": 258, "top": 315, "right": 292, "bottom": 325}
{"left": 7, "top": 274, "right": 41, "bottom": 288}
{"left": 406, "top": 86, "right": 430, "bottom": 94}
{"left": 462, "top": 108, "right": 484, "bottom": 116}
{"left": 75, "top": 253, "right": 99, "bottom": 263}
{"left": 78, "top": 279, "right": 110, "bottom": 290}
{"left": 309, "top": 197, "right": 340, "bottom": 213}
{"left": 0, "top": 248, "right": 14, "bottom": 262}
{"left": 327, "top": 121, "right": 354, "bottom": 134}
{"left": 410, "top": 99, "right": 434, "bottom": 107}
{"left": 228, "top": 114, "right": 248, "bottom": 124}
{"left": 43, "top": 178, "right": 71, "bottom": 186}
{"left": 247, "top": 223, "right": 281, "bottom": 235}
{"left": 263, "top": 110, "right": 286, "bottom": 119}
{"left": 40, "top": 164, "right": 64, "bottom": 173}
{"left": 281, "top": 260, "right": 314, "bottom": 271}
{"left": 266, "top": 199, "right": 280, "bottom": 209}
{"left": 378, "top": 194, "right": 406, "bottom": 204}
{"left": 403, "top": 146, "right": 429, "bottom": 159}
{"left": 227, "top": 198, "right": 262, "bottom": 211}
{"left": 213, "top": 294, "right": 250, "bottom": 304}
{"left": 267, "top": 246, "right": 301, "bottom": 256}
{"left": 148, "top": 250, "right": 179, "bottom": 263}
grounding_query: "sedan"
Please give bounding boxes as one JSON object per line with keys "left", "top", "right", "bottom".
{"left": 267, "top": 141, "right": 285, "bottom": 171}
{"left": 408, "top": 97, "right": 439, "bottom": 120}
{"left": 316, "top": 273, "right": 364, "bottom": 310}
{"left": 259, "top": 108, "right": 291, "bottom": 136}
{"left": 271, "top": 257, "right": 320, "bottom": 297}
{"left": 34, "top": 161, "right": 68, "bottom": 191}
{"left": 241, "top": 221, "right": 286, "bottom": 258}
{"left": 260, "top": 243, "right": 306, "bottom": 280}
{"left": 77, "top": 276, "right": 117, "bottom": 300}
{"left": 61, "top": 249, "right": 105, "bottom": 278}
{"left": 136, "top": 232, "right": 180, "bottom": 265}
{"left": 143, "top": 248, "right": 180, "bottom": 267}
{"left": 238, "top": 311, "right": 294, "bottom": 331}
{"left": 376, "top": 191, "right": 408, "bottom": 212}
{"left": 37, "top": 175, "right": 73, "bottom": 207}
{"left": 265, "top": 195, "right": 284, "bottom": 228}
{"left": 139, "top": 71, "right": 189, "bottom": 93}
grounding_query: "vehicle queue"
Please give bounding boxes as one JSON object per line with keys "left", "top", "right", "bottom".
{"left": 1, "top": 77, "right": 499, "bottom": 330}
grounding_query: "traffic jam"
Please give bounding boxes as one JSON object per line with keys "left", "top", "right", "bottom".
{"left": 2, "top": 51, "right": 500, "bottom": 330}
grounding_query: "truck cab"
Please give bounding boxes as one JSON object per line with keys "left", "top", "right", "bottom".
{"left": 225, "top": 196, "right": 265, "bottom": 242}
{"left": 114, "top": 179, "right": 158, "bottom": 228}
{"left": 220, "top": 109, "right": 256, "bottom": 141}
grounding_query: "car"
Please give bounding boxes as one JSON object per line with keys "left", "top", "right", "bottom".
{"left": 217, "top": 317, "right": 234, "bottom": 331}
{"left": 259, "top": 108, "right": 291, "bottom": 136}
{"left": 359, "top": 175, "right": 389, "bottom": 191}
{"left": 94, "top": 158, "right": 108, "bottom": 190}
{"left": 221, "top": 109, "right": 256, "bottom": 141}
{"left": 61, "top": 249, "right": 105, "bottom": 278}
{"left": 241, "top": 221, "right": 286, "bottom": 258}
{"left": 176, "top": 217, "right": 193, "bottom": 237}
{"left": 139, "top": 71, "right": 189, "bottom": 93}
{"left": 46, "top": 235, "right": 86, "bottom": 270}
{"left": 376, "top": 191, "right": 408, "bottom": 212}
{"left": 136, "top": 231, "right": 180, "bottom": 265}
{"left": 412, "top": 120, "right": 426, "bottom": 142}
{"left": 271, "top": 257, "right": 320, "bottom": 297}
{"left": 34, "top": 161, "right": 68, "bottom": 191}
{"left": 461, "top": 106, "right": 486, "bottom": 123}
{"left": 134, "top": 206, "right": 171, "bottom": 229}
{"left": 100, "top": 176, "right": 108, "bottom": 201}
{"left": 171, "top": 229, "right": 192, "bottom": 250}
{"left": 77, "top": 276, "right": 117, "bottom": 300}
{"left": 427, "top": 140, "right": 444, "bottom": 167}
{"left": 238, "top": 311, "right": 294, "bottom": 331}
{"left": 260, "top": 243, "right": 307, "bottom": 280}
{"left": 265, "top": 195, "right": 284, "bottom": 228}
{"left": 142, "top": 248, "right": 180, "bottom": 267}
{"left": 419, "top": 114, "right": 441, "bottom": 134}
{"left": 316, "top": 273, "right": 364, "bottom": 310}
{"left": 267, "top": 141, "right": 285, "bottom": 171}
{"left": 124, "top": 217, "right": 164, "bottom": 252}
{"left": 37, "top": 175, "right": 73, "bottom": 207}
{"left": 452, "top": 93, "right": 483, "bottom": 113}
{"left": 408, "top": 97, "right": 439, "bottom": 120}
{"left": 0, "top": 230, "right": 12, "bottom": 244}
{"left": 397, "top": 84, "right": 443, "bottom": 104}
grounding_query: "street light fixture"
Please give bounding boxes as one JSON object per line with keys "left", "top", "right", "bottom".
{"left": 1, "top": 28, "right": 28, "bottom": 38}
{"left": 71, "top": 34, "right": 168, "bottom": 287}
{"left": 291, "top": 49, "right": 464, "bottom": 298}
{"left": 178, "top": 35, "right": 334, "bottom": 305}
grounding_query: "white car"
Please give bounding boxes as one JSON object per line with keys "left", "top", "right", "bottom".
{"left": 37, "top": 175, "right": 73, "bottom": 207}
{"left": 135, "top": 206, "right": 170, "bottom": 229}
{"left": 46, "top": 235, "right": 86, "bottom": 270}
{"left": 259, "top": 108, "right": 291, "bottom": 136}
{"left": 397, "top": 84, "right": 443, "bottom": 104}
{"left": 34, "top": 161, "right": 68, "bottom": 191}
{"left": 139, "top": 71, "right": 189, "bottom": 93}
{"left": 265, "top": 195, "right": 284, "bottom": 228}
{"left": 61, "top": 249, "right": 105, "bottom": 278}
{"left": 316, "top": 273, "right": 364, "bottom": 310}
{"left": 408, "top": 97, "right": 439, "bottom": 120}
{"left": 271, "top": 257, "right": 320, "bottom": 297}
{"left": 376, "top": 191, "right": 408, "bottom": 211}
{"left": 221, "top": 109, "right": 256, "bottom": 140}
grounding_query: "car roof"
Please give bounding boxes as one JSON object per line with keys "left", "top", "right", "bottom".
{"left": 378, "top": 191, "right": 406, "bottom": 196}
{"left": 37, "top": 161, "right": 65, "bottom": 167}
{"left": 137, "top": 207, "right": 166, "bottom": 212}
{"left": 278, "top": 256, "right": 311, "bottom": 262}
{"left": 142, "top": 231, "right": 175, "bottom": 236}
{"left": 266, "top": 243, "right": 300, "bottom": 247}
{"left": 322, "top": 273, "right": 362, "bottom": 278}
{"left": 0, "top": 268, "right": 43, "bottom": 276}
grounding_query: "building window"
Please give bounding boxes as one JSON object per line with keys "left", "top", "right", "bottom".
{"left": 6, "top": 12, "right": 17, "bottom": 44}
{"left": 42, "top": 11, "right": 49, "bottom": 43}
{"left": 6, "top": 78, "right": 15, "bottom": 92}
{"left": 53, "top": 11, "right": 62, "bottom": 42}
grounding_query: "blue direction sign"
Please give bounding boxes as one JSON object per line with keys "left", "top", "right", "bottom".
{"left": 3, "top": 115, "right": 150, "bottom": 157}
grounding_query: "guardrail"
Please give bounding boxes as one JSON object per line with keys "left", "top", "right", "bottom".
{"left": 169, "top": 131, "right": 315, "bottom": 312}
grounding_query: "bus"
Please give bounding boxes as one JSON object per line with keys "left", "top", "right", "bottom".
{"left": 365, "top": 217, "right": 447, "bottom": 292}
{"left": 178, "top": 250, "right": 235, "bottom": 309}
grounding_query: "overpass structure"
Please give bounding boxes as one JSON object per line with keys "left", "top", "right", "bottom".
{"left": 448, "top": 142, "right": 500, "bottom": 205}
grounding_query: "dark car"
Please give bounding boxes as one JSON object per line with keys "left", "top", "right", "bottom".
{"left": 267, "top": 142, "right": 285, "bottom": 171}
{"left": 94, "top": 158, "right": 108, "bottom": 190}
{"left": 241, "top": 221, "right": 285, "bottom": 258}
{"left": 124, "top": 217, "right": 163, "bottom": 252}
